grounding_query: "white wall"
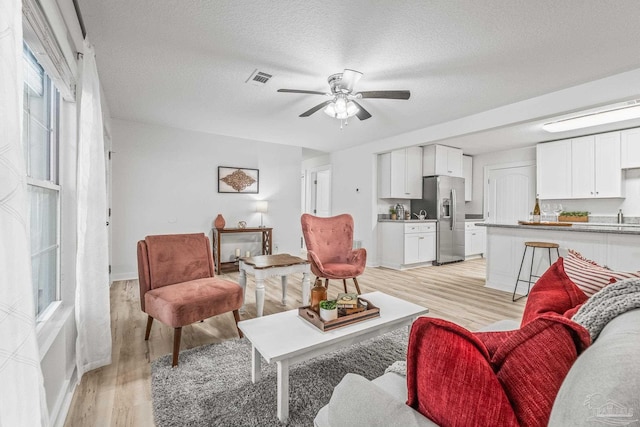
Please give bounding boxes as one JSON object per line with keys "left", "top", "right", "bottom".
{"left": 111, "top": 119, "right": 303, "bottom": 279}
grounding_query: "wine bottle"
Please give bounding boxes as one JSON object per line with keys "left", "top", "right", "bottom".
{"left": 533, "top": 198, "right": 541, "bottom": 223}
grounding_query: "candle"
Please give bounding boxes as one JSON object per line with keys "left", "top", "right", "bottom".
{"left": 235, "top": 248, "right": 240, "bottom": 257}
{"left": 245, "top": 251, "right": 251, "bottom": 257}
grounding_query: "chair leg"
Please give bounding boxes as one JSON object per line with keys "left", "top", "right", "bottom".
{"left": 342, "top": 279, "right": 348, "bottom": 293}
{"left": 172, "top": 327, "right": 182, "bottom": 367}
{"left": 352, "top": 277, "right": 362, "bottom": 295}
{"left": 513, "top": 246, "right": 529, "bottom": 302}
{"left": 145, "top": 315, "right": 154, "bottom": 340}
{"left": 233, "top": 309, "right": 244, "bottom": 338}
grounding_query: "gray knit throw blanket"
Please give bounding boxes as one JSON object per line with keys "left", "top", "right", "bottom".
{"left": 572, "top": 277, "right": 640, "bottom": 341}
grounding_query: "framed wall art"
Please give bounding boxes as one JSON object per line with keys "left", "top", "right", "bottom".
{"left": 218, "top": 166, "right": 259, "bottom": 193}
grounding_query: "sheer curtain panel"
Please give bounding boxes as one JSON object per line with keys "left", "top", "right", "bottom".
{"left": 75, "top": 39, "right": 112, "bottom": 380}
{"left": 0, "top": 0, "right": 49, "bottom": 424}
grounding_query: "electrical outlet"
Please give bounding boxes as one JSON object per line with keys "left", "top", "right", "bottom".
{"left": 274, "top": 244, "right": 279, "bottom": 254}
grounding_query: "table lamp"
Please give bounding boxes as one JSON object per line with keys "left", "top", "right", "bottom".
{"left": 256, "top": 201, "right": 268, "bottom": 228}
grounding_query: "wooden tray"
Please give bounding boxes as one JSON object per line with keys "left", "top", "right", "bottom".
{"left": 298, "top": 298, "right": 380, "bottom": 331}
{"left": 518, "top": 221, "right": 572, "bottom": 226}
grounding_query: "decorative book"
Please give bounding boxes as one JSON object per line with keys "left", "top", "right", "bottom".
{"left": 336, "top": 292, "right": 359, "bottom": 307}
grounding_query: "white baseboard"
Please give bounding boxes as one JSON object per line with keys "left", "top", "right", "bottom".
{"left": 52, "top": 371, "right": 77, "bottom": 427}
{"left": 111, "top": 272, "right": 137, "bottom": 282}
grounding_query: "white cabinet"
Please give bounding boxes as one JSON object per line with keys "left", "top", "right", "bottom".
{"left": 571, "top": 133, "right": 622, "bottom": 198}
{"left": 537, "top": 132, "right": 623, "bottom": 199}
{"left": 465, "top": 222, "right": 486, "bottom": 257}
{"left": 422, "top": 144, "right": 463, "bottom": 177}
{"left": 378, "top": 146, "right": 422, "bottom": 199}
{"left": 536, "top": 140, "right": 572, "bottom": 199}
{"left": 403, "top": 223, "right": 436, "bottom": 265}
{"left": 463, "top": 155, "right": 472, "bottom": 201}
{"left": 621, "top": 128, "right": 640, "bottom": 169}
{"left": 378, "top": 222, "right": 436, "bottom": 269}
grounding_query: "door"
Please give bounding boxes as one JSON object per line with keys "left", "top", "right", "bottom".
{"left": 312, "top": 168, "right": 331, "bottom": 217}
{"left": 486, "top": 164, "right": 536, "bottom": 224}
{"left": 302, "top": 165, "right": 331, "bottom": 251}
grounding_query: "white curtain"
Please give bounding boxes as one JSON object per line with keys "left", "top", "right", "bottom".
{"left": 75, "top": 39, "right": 112, "bottom": 380}
{"left": 0, "top": 0, "right": 49, "bottom": 425}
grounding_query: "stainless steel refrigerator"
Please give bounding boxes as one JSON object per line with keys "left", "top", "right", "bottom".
{"left": 411, "top": 176, "right": 465, "bottom": 265}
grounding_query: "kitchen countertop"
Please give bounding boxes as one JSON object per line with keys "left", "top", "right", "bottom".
{"left": 479, "top": 222, "right": 640, "bottom": 235}
{"left": 378, "top": 219, "right": 437, "bottom": 223}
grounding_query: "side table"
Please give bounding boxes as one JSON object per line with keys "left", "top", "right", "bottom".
{"left": 238, "top": 254, "right": 311, "bottom": 317}
{"left": 212, "top": 227, "right": 273, "bottom": 274}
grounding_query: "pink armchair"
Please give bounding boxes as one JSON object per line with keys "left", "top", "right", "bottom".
{"left": 301, "top": 213, "right": 366, "bottom": 294}
{"left": 137, "top": 233, "right": 243, "bottom": 366}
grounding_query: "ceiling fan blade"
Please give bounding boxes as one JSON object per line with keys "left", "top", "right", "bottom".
{"left": 300, "top": 100, "right": 333, "bottom": 117}
{"left": 278, "top": 89, "right": 328, "bottom": 95}
{"left": 358, "top": 90, "right": 411, "bottom": 100}
{"left": 351, "top": 100, "right": 372, "bottom": 120}
{"left": 341, "top": 69, "right": 363, "bottom": 93}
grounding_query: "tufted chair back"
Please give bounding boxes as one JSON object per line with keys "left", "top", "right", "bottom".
{"left": 301, "top": 213, "right": 366, "bottom": 294}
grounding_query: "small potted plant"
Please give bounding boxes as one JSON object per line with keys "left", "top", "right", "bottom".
{"left": 319, "top": 300, "right": 338, "bottom": 322}
{"left": 389, "top": 207, "right": 397, "bottom": 220}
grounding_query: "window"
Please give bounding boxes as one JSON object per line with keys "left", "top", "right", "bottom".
{"left": 23, "top": 43, "right": 61, "bottom": 318}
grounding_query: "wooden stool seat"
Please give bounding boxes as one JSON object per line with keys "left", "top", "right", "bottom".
{"left": 524, "top": 241, "right": 560, "bottom": 249}
{"left": 513, "top": 241, "right": 560, "bottom": 301}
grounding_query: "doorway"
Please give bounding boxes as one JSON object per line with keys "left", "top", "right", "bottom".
{"left": 301, "top": 165, "right": 332, "bottom": 250}
{"left": 485, "top": 162, "right": 536, "bottom": 224}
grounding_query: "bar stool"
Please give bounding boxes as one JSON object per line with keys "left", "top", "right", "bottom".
{"left": 512, "top": 241, "right": 560, "bottom": 301}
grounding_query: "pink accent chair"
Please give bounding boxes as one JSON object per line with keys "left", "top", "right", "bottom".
{"left": 301, "top": 213, "right": 366, "bottom": 294}
{"left": 137, "top": 233, "right": 243, "bottom": 367}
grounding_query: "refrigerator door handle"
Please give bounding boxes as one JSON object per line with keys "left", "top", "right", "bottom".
{"left": 451, "top": 189, "right": 456, "bottom": 231}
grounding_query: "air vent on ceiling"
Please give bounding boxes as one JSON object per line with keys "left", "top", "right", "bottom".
{"left": 246, "top": 69, "right": 273, "bottom": 86}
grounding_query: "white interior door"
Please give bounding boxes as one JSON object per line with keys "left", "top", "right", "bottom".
{"left": 312, "top": 169, "right": 331, "bottom": 217}
{"left": 301, "top": 165, "right": 332, "bottom": 252}
{"left": 486, "top": 164, "right": 536, "bottom": 224}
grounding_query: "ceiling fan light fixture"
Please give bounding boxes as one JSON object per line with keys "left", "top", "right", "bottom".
{"left": 346, "top": 101, "right": 359, "bottom": 117}
{"left": 323, "top": 99, "right": 359, "bottom": 120}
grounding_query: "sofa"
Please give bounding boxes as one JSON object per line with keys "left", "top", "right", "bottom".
{"left": 315, "top": 255, "right": 640, "bottom": 427}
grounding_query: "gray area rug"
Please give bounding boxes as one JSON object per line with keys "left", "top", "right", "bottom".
{"left": 151, "top": 329, "right": 408, "bottom": 426}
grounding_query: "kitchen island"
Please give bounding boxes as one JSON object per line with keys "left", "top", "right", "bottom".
{"left": 479, "top": 222, "right": 640, "bottom": 293}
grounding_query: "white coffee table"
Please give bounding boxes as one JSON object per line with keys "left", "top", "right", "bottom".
{"left": 237, "top": 291, "right": 429, "bottom": 422}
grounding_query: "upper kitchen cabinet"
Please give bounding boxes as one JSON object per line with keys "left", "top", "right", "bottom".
{"left": 463, "top": 155, "right": 472, "bottom": 201}
{"left": 621, "top": 128, "right": 640, "bottom": 169}
{"left": 571, "top": 132, "right": 622, "bottom": 198}
{"left": 422, "top": 144, "right": 463, "bottom": 177}
{"left": 536, "top": 140, "right": 571, "bottom": 199}
{"left": 537, "top": 131, "right": 623, "bottom": 199}
{"left": 378, "top": 146, "right": 423, "bottom": 199}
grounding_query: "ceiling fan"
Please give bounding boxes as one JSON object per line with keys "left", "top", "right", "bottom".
{"left": 277, "top": 69, "right": 410, "bottom": 123}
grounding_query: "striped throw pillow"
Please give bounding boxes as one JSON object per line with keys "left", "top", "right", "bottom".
{"left": 563, "top": 249, "right": 640, "bottom": 296}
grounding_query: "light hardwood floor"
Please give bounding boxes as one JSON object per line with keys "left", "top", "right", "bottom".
{"left": 63, "top": 258, "right": 525, "bottom": 426}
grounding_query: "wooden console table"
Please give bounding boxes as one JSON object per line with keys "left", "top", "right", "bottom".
{"left": 213, "top": 227, "right": 273, "bottom": 274}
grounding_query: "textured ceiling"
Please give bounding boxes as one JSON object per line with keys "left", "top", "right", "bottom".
{"left": 77, "top": 0, "right": 640, "bottom": 154}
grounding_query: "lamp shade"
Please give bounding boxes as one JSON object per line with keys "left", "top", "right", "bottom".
{"left": 256, "top": 200, "right": 268, "bottom": 213}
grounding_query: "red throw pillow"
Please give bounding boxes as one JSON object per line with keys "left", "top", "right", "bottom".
{"left": 406, "top": 317, "right": 519, "bottom": 427}
{"left": 564, "top": 249, "right": 640, "bottom": 296}
{"left": 488, "top": 313, "right": 591, "bottom": 427}
{"left": 520, "top": 257, "right": 588, "bottom": 326}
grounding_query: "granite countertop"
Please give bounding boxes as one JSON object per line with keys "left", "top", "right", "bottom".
{"left": 479, "top": 222, "right": 640, "bottom": 235}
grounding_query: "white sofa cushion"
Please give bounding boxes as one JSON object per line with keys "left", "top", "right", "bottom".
{"left": 549, "top": 309, "right": 640, "bottom": 426}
